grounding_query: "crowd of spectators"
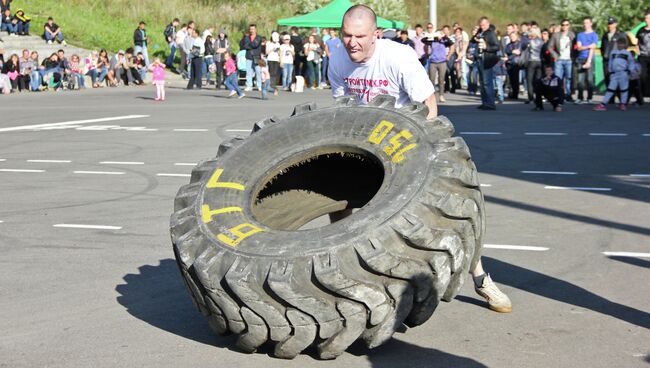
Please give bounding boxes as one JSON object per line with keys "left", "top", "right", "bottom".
{"left": 1, "top": 4, "right": 649, "bottom": 106}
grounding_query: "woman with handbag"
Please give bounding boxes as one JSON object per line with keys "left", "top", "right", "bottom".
{"left": 525, "top": 28, "right": 544, "bottom": 104}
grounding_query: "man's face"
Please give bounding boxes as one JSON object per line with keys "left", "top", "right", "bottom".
{"left": 561, "top": 21, "right": 571, "bottom": 32}
{"left": 583, "top": 19, "right": 592, "bottom": 30}
{"left": 57, "top": 51, "right": 64, "bottom": 59}
{"left": 646, "top": 13, "right": 650, "bottom": 26}
{"left": 22, "top": 50, "right": 29, "bottom": 59}
{"left": 521, "top": 24, "right": 529, "bottom": 33}
{"left": 400, "top": 32, "right": 408, "bottom": 41}
{"left": 542, "top": 31, "right": 549, "bottom": 41}
{"left": 415, "top": 26, "right": 422, "bottom": 35}
{"left": 442, "top": 27, "right": 450, "bottom": 36}
{"left": 330, "top": 29, "right": 337, "bottom": 38}
{"left": 426, "top": 24, "right": 434, "bottom": 33}
{"left": 544, "top": 67, "right": 553, "bottom": 77}
{"left": 506, "top": 25, "right": 514, "bottom": 35}
{"left": 342, "top": 17, "right": 378, "bottom": 63}
{"left": 173, "top": 20, "right": 179, "bottom": 26}
{"left": 249, "top": 26, "right": 256, "bottom": 35}
{"left": 608, "top": 23, "right": 617, "bottom": 32}
{"left": 479, "top": 19, "right": 489, "bottom": 32}
{"left": 139, "top": 23, "right": 145, "bottom": 30}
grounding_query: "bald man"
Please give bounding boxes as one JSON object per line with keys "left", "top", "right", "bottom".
{"left": 329, "top": 5, "right": 438, "bottom": 118}
{"left": 330, "top": 5, "right": 512, "bottom": 314}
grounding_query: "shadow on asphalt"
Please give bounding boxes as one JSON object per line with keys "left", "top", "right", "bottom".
{"left": 607, "top": 256, "right": 650, "bottom": 269}
{"left": 485, "top": 195, "right": 650, "bottom": 237}
{"left": 482, "top": 257, "right": 650, "bottom": 330}
{"left": 115, "top": 259, "right": 235, "bottom": 347}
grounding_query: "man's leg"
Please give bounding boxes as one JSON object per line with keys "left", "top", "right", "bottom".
{"left": 142, "top": 46, "right": 150, "bottom": 67}
{"left": 585, "top": 60, "right": 594, "bottom": 101}
{"left": 471, "top": 259, "right": 512, "bottom": 313}
{"left": 640, "top": 56, "right": 650, "bottom": 99}
{"left": 619, "top": 73, "right": 629, "bottom": 105}
{"left": 255, "top": 64, "right": 262, "bottom": 91}
{"left": 245, "top": 59, "right": 254, "bottom": 89}
{"left": 482, "top": 65, "right": 496, "bottom": 108}
{"left": 57, "top": 32, "right": 64, "bottom": 42}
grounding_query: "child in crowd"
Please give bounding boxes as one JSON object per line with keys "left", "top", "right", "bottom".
{"left": 594, "top": 39, "right": 632, "bottom": 111}
{"left": 627, "top": 51, "right": 643, "bottom": 106}
{"left": 149, "top": 57, "right": 166, "bottom": 101}
{"left": 68, "top": 54, "right": 84, "bottom": 89}
{"left": 224, "top": 52, "right": 244, "bottom": 99}
{"left": 258, "top": 58, "right": 270, "bottom": 100}
{"left": 494, "top": 55, "right": 507, "bottom": 104}
{"left": 533, "top": 65, "right": 564, "bottom": 112}
{"left": 0, "top": 73, "right": 10, "bottom": 94}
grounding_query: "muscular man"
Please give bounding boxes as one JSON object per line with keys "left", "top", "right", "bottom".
{"left": 328, "top": 5, "right": 511, "bottom": 313}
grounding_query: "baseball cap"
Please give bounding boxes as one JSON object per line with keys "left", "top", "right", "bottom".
{"left": 607, "top": 17, "right": 617, "bottom": 24}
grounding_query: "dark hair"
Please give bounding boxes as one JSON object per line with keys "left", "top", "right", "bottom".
{"left": 479, "top": 16, "right": 489, "bottom": 22}
{"left": 173, "top": 18, "right": 180, "bottom": 22}
{"left": 400, "top": 30, "right": 408, "bottom": 36}
{"left": 415, "top": 24, "right": 423, "bottom": 28}
{"left": 57, "top": 49, "right": 64, "bottom": 53}
{"left": 583, "top": 16, "right": 592, "bottom": 22}
{"left": 290, "top": 26, "right": 298, "bottom": 32}
{"left": 249, "top": 23, "right": 257, "bottom": 28}
{"left": 48, "top": 17, "right": 53, "bottom": 21}
{"left": 258, "top": 58, "right": 266, "bottom": 67}
{"left": 544, "top": 64, "right": 553, "bottom": 68}
{"left": 520, "top": 22, "right": 530, "bottom": 27}
{"left": 442, "top": 24, "right": 450, "bottom": 29}
{"left": 530, "top": 21, "right": 538, "bottom": 26}
{"left": 561, "top": 19, "right": 570, "bottom": 24}
{"left": 455, "top": 27, "right": 463, "bottom": 32}
{"left": 541, "top": 28, "right": 549, "bottom": 33}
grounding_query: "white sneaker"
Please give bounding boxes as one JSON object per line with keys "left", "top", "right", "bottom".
{"left": 47, "top": 40, "right": 53, "bottom": 44}
{"left": 243, "top": 87, "right": 252, "bottom": 92}
{"left": 586, "top": 99, "right": 593, "bottom": 104}
{"left": 238, "top": 93, "right": 246, "bottom": 99}
{"left": 62, "top": 40, "right": 67, "bottom": 46}
{"left": 228, "top": 90, "right": 237, "bottom": 97}
{"left": 574, "top": 99, "right": 583, "bottom": 105}
{"left": 474, "top": 274, "right": 512, "bottom": 313}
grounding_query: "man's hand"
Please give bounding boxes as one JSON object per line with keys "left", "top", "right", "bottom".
{"left": 424, "top": 93, "right": 438, "bottom": 120}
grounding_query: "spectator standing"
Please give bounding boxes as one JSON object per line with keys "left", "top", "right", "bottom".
{"left": 427, "top": 31, "right": 453, "bottom": 102}
{"left": 540, "top": 29, "right": 552, "bottom": 68}
{"left": 412, "top": 24, "right": 428, "bottom": 66}
{"left": 149, "top": 58, "right": 166, "bottom": 101}
{"left": 279, "top": 34, "right": 295, "bottom": 90}
{"left": 494, "top": 55, "right": 507, "bottom": 104}
{"left": 176, "top": 24, "right": 189, "bottom": 77}
{"left": 14, "top": 8, "right": 28, "bottom": 35}
{"left": 449, "top": 27, "right": 467, "bottom": 91}
{"left": 187, "top": 28, "right": 204, "bottom": 90}
{"left": 320, "top": 28, "right": 331, "bottom": 87}
{"left": 525, "top": 28, "right": 544, "bottom": 103}
{"left": 574, "top": 17, "right": 598, "bottom": 104}
{"left": 182, "top": 23, "right": 195, "bottom": 79}
{"left": 593, "top": 39, "right": 632, "bottom": 111}
{"left": 240, "top": 24, "right": 263, "bottom": 91}
{"left": 324, "top": 29, "right": 342, "bottom": 85}
{"left": 266, "top": 31, "right": 281, "bottom": 91}
{"left": 164, "top": 18, "right": 179, "bottom": 68}
{"left": 474, "top": 17, "right": 500, "bottom": 110}
{"left": 133, "top": 21, "right": 150, "bottom": 67}
{"left": 505, "top": 31, "right": 523, "bottom": 100}
{"left": 290, "top": 27, "right": 304, "bottom": 80}
{"left": 395, "top": 30, "right": 415, "bottom": 48}
{"left": 224, "top": 52, "right": 244, "bottom": 98}
{"left": 213, "top": 28, "right": 230, "bottom": 89}
{"left": 600, "top": 17, "right": 628, "bottom": 103}
{"left": 204, "top": 35, "right": 215, "bottom": 85}
{"left": 44, "top": 17, "right": 66, "bottom": 45}
{"left": 628, "top": 51, "right": 643, "bottom": 105}
{"left": 303, "top": 34, "right": 323, "bottom": 89}
{"left": 259, "top": 58, "right": 271, "bottom": 100}
{"left": 548, "top": 19, "right": 575, "bottom": 102}
{"left": 636, "top": 11, "right": 650, "bottom": 100}
{"left": 533, "top": 64, "right": 564, "bottom": 111}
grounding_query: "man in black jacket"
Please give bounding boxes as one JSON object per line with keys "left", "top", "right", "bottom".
{"left": 164, "top": 18, "right": 179, "bottom": 68}
{"left": 290, "top": 27, "right": 305, "bottom": 81}
{"left": 475, "top": 16, "right": 499, "bottom": 110}
{"left": 240, "top": 24, "right": 262, "bottom": 91}
{"left": 600, "top": 17, "right": 628, "bottom": 103}
{"left": 133, "top": 21, "right": 150, "bottom": 67}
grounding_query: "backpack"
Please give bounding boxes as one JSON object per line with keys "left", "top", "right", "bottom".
{"left": 163, "top": 24, "right": 174, "bottom": 41}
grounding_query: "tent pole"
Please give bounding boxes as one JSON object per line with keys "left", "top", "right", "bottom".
{"left": 429, "top": 0, "right": 437, "bottom": 30}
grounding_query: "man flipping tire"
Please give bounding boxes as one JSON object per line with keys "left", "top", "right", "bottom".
{"left": 328, "top": 4, "right": 511, "bottom": 313}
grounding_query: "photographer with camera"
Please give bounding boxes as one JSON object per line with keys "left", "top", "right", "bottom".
{"left": 474, "top": 16, "right": 500, "bottom": 110}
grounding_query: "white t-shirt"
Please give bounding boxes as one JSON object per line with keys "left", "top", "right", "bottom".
{"left": 559, "top": 34, "right": 571, "bottom": 60}
{"left": 266, "top": 41, "right": 281, "bottom": 62}
{"left": 279, "top": 44, "right": 294, "bottom": 65}
{"left": 329, "top": 39, "right": 435, "bottom": 108}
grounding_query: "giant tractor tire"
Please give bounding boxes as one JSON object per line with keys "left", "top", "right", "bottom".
{"left": 170, "top": 95, "right": 485, "bottom": 359}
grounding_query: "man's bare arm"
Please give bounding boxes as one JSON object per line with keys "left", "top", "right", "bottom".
{"left": 424, "top": 93, "right": 438, "bottom": 119}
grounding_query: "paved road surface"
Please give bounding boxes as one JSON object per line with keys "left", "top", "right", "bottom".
{"left": 1, "top": 87, "right": 648, "bottom": 367}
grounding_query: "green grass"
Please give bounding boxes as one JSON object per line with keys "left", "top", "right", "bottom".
{"left": 15, "top": 0, "right": 553, "bottom": 55}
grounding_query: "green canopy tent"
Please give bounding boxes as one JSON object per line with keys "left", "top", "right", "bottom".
{"left": 277, "top": 0, "right": 405, "bottom": 29}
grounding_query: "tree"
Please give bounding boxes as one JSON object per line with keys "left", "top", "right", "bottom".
{"left": 551, "top": 0, "right": 647, "bottom": 33}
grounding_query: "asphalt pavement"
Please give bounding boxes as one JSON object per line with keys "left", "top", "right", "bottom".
{"left": 0, "top": 86, "right": 649, "bottom": 368}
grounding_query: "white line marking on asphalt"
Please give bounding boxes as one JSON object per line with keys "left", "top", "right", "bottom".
{"left": 480, "top": 184, "right": 492, "bottom": 187}
{"left": 630, "top": 174, "right": 650, "bottom": 177}
{"left": 174, "top": 163, "right": 197, "bottom": 166}
{"left": 521, "top": 171, "right": 577, "bottom": 175}
{"left": 0, "top": 220, "right": 3, "bottom": 223}
{"left": 642, "top": 134, "right": 650, "bottom": 137}
{"left": 0, "top": 158, "right": 6, "bottom": 161}
{"left": 173, "top": 128, "right": 209, "bottom": 132}
{"left": 99, "top": 161, "right": 145, "bottom": 165}
{"left": 0, "top": 168, "right": 45, "bottom": 173}
{"left": 0, "top": 115, "right": 150, "bottom": 132}
{"left": 226, "top": 129, "right": 251, "bottom": 133}
{"left": 544, "top": 186, "right": 611, "bottom": 191}
{"left": 53, "top": 224, "right": 122, "bottom": 230}
{"left": 602, "top": 251, "right": 650, "bottom": 258}
{"left": 26, "top": 159, "right": 72, "bottom": 163}
{"left": 524, "top": 132, "right": 568, "bottom": 136}
{"left": 459, "top": 132, "right": 502, "bottom": 135}
{"left": 484, "top": 244, "right": 550, "bottom": 251}
{"left": 157, "top": 173, "right": 191, "bottom": 177}
{"left": 589, "top": 133, "right": 628, "bottom": 137}
{"left": 73, "top": 170, "right": 125, "bottom": 175}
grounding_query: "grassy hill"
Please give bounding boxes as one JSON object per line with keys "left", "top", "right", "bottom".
{"left": 15, "top": 0, "right": 553, "bottom": 54}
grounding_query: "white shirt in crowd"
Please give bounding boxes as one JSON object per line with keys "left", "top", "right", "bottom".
{"left": 559, "top": 34, "right": 571, "bottom": 60}
{"left": 266, "top": 41, "right": 281, "bottom": 62}
{"left": 329, "top": 38, "right": 435, "bottom": 108}
{"left": 279, "top": 44, "right": 294, "bottom": 65}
